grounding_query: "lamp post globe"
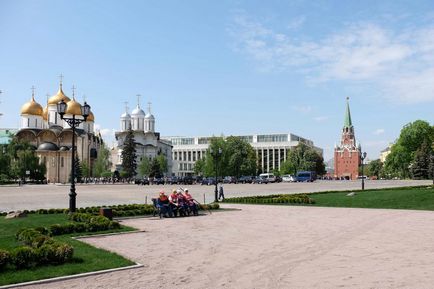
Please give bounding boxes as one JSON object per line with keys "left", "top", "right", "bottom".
{"left": 361, "top": 151, "right": 367, "bottom": 191}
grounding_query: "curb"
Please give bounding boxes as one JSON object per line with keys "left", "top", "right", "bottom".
{"left": 0, "top": 263, "right": 144, "bottom": 289}
{"left": 73, "top": 230, "right": 147, "bottom": 239}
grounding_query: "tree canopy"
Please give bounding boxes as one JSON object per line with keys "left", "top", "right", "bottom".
{"left": 280, "top": 143, "right": 325, "bottom": 175}
{"left": 121, "top": 126, "right": 137, "bottom": 178}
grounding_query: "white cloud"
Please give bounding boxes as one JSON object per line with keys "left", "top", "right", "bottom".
{"left": 291, "top": 105, "right": 312, "bottom": 113}
{"left": 94, "top": 124, "right": 115, "bottom": 137}
{"left": 373, "top": 128, "right": 385, "bottom": 135}
{"left": 313, "top": 116, "right": 329, "bottom": 122}
{"left": 230, "top": 14, "right": 434, "bottom": 103}
{"left": 287, "top": 16, "right": 305, "bottom": 30}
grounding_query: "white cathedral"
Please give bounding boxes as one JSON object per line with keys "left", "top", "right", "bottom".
{"left": 114, "top": 101, "right": 173, "bottom": 175}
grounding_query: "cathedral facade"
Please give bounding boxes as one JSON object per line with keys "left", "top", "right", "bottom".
{"left": 334, "top": 98, "right": 361, "bottom": 180}
{"left": 16, "top": 81, "right": 103, "bottom": 183}
{"left": 114, "top": 102, "right": 172, "bottom": 175}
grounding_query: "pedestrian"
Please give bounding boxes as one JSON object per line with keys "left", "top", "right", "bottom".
{"left": 218, "top": 183, "right": 225, "bottom": 201}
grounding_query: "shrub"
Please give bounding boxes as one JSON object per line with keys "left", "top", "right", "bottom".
{"left": 11, "top": 246, "right": 37, "bottom": 269}
{"left": 0, "top": 249, "right": 10, "bottom": 270}
{"left": 16, "top": 229, "right": 42, "bottom": 246}
{"left": 49, "top": 224, "right": 64, "bottom": 236}
{"left": 31, "top": 235, "right": 53, "bottom": 248}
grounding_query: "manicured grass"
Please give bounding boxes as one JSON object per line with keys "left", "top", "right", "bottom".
{"left": 0, "top": 213, "right": 136, "bottom": 286}
{"left": 309, "top": 186, "right": 434, "bottom": 210}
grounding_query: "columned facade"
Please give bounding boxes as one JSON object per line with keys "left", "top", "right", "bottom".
{"left": 164, "top": 133, "right": 322, "bottom": 177}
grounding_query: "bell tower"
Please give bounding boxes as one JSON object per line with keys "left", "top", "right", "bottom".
{"left": 334, "top": 97, "right": 361, "bottom": 180}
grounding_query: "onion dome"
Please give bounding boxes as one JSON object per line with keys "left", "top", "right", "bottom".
{"left": 21, "top": 94, "right": 43, "bottom": 116}
{"left": 37, "top": 142, "right": 59, "bottom": 151}
{"left": 65, "top": 98, "right": 82, "bottom": 115}
{"left": 48, "top": 84, "right": 70, "bottom": 105}
{"left": 145, "top": 112, "right": 155, "bottom": 120}
{"left": 42, "top": 106, "right": 48, "bottom": 120}
{"left": 87, "top": 111, "right": 95, "bottom": 122}
{"left": 121, "top": 111, "right": 131, "bottom": 119}
{"left": 131, "top": 105, "right": 145, "bottom": 117}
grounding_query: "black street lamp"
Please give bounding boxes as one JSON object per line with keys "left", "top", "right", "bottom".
{"left": 360, "top": 151, "right": 367, "bottom": 190}
{"left": 210, "top": 147, "right": 222, "bottom": 203}
{"left": 57, "top": 98, "right": 90, "bottom": 213}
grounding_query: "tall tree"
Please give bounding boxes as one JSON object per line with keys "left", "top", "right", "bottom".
{"left": 225, "top": 136, "right": 257, "bottom": 177}
{"left": 193, "top": 158, "right": 205, "bottom": 176}
{"left": 149, "top": 158, "right": 162, "bottom": 178}
{"left": 8, "top": 139, "right": 46, "bottom": 181}
{"left": 411, "top": 141, "right": 432, "bottom": 179}
{"left": 385, "top": 120, "right": 434, "bottom": 178}
{"left": 156, "top": 154, "right": 168, "bottom": 175}
{"left": 366, "top": 159, "right": 383, "bottom": 179}
{"left": 121, "top": 126, "right": 137, "bottom": 178}
{"left": 93, "top": 145, "right": 111, "bottom": 177}
{"left": 282, "top": 143, "right": 325, "bottom": 175}
{"left": 138, "top": 157, "right": 151, "bottom": 177}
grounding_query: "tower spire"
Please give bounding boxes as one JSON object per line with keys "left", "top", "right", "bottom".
{"left": 147, "top": 101, "right": 152, "bottom": 114}
{"left": 136, "top": 94, "right": 141, "bottom": 108}
{"left": 124, "top": 101, "right": 129, "bottom": 113}
{"left": 31, "top": 86, "right": 36, "bottom": 100}
{"left": 59, "top": 74, "right": 64, "bottom": 89}
{"left": 344, "top": 97, "right": 352, "bottom": 128}
{"left": 71, "top": 85, "right": 76, "bottom": 99}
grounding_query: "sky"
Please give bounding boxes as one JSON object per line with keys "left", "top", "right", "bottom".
{"left": 0, "top": 0, "right": 433, "bottom": 161}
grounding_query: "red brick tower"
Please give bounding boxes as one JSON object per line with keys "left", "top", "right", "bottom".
{"left": 334, "top": 97, "right": 361, "bottom": 180}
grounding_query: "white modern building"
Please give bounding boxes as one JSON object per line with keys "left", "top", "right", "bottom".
{"left": 163, "top": 133, "right": 323, "bottom": 176}
{"left": 114, "top": 101, "right": 173, "bottom": 174}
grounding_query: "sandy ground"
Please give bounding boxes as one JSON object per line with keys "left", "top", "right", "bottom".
{"left": 20, "top": 204, "right": 434, "bottom": 289}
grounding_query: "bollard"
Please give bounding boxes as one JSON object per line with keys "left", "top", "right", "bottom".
{"left": 203, "top": 193, "right": 206, "bottom": 204}
{"left": 145, "top": 196, "right": 148, "bottom": 205}
{"left": 99, "top": 207, "right": 113, "bottom": 220}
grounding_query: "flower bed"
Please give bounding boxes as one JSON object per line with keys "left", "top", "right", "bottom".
{"left": 223, "top": 194, "right": 315, "bottom": 205}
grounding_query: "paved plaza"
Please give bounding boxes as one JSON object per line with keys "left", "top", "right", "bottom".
{"left": 0, "top": 180, "right": 431, "bottom": 212}
{"left": 20, "top": 204, "right": 434, "bottom": 289}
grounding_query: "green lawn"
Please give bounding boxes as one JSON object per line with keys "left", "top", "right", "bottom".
{"left": 309, "top": 186, "right": 434, "bottom": 210}
{"left": 0, "top": 213, "right": 136, "bottom": 286}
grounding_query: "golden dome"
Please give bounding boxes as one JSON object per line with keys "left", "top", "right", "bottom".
{"left": 48, "top": 85, "right": 70, "bottom": 105}
{"left": 65, "top": 98, "right": 82, "bottom": 115}
{"left": 87, "top": 111, "right": 95, "bottom": 122}
{"left": 42, "top": 106, "right": 48, "bottom": 120}
{"left": 21, "top": 95, "right": 43, "bottom": 116}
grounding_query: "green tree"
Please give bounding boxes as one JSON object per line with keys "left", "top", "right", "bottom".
{"left": 0, "top": 145, "right": 10, "bottom": 177}
{"left": 283, "top": 143, "right": 325, "bottom": 175}
{"left": 121, "top": 126, "right": 137, "bottom": 178}
{"left": 81, "top": 162, "right": 90, "bottom": 178}
{"left": 156, "top": 154, "right": 168, "bottom": 175}
{"left": 93, "top": 145, "right": 111, "bottom": 177}
{"left": 194, "top": 158, "right": 206, "bottom": 176}
{"left": 411, "top": 141, "right": 432, "bottom": 179}
{"left": 204, "top": 137, "right": 227, "bottom": 177}
{"left": 9, "top": 140, "right": 46, "bottom": 181}
{"left": 366, "top": 159, "right": 383, "bottom": 179}
{"left": 149, "top": 158, "right": 162, "bottom": 178}
{"left": 385, "top": 120, "right": 434, "bottom": 178}
{"left": 225, "top": 136, "right": 257, "bottom": 177}
{"left": 138, "top": 157, "right": 151, "bottom": 177}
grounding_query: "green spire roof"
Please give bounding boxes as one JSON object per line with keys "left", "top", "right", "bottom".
{"left": 344, "top": 97, "right": 352, "bottom": 128}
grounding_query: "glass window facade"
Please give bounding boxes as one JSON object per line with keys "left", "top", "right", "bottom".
{"left": 257, "top": 134, "right": 288, "bottom": 143}
{"left": 171, "top": 138, "right": 194, "bottom": 145}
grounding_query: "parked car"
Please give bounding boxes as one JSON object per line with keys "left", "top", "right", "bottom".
{"left": 238, "top": 176, "right": 253, "bottom": 184}
{"left": 252, "top": 176, "right": 269, "bottom": 184}
{"left": 201, "top": 177, "right": 216, "bottom": 186}
{"left": 296, "top": 171, "right": 317, "bottom": 182}
{"left": 275, "top": 176, "right": 282, "bottom": 183}
{"left": 223, "top": 176, "right": 237, "bottom": 184}
{"left": 282, "top": 174, "right": 297, "bottom": 182}
{"left": 166, "top": 176, "right": 179, "bottom": 185}
{"left": 153, "top": 177, "right": 165, "bottom": 185}
{"left": 135, "top": 178, "right": 150, "bottom": 185}
{"left": 259, "top": 173, "right": 276, "bottom": 183}
{"left": 180, "top": 176, "right": 194, "bottom": 185}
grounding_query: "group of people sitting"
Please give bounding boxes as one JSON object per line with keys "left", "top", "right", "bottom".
{"left": 153, "top": 188, "right": 199, "bottom": 218}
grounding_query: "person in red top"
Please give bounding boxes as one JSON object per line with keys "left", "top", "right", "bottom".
{"left": 169, "top": 189, "right": 179, "bottom": 217}
{"left": 157, "top": 191, "right": 172, "bottom": 217}
{"left": 183, "top": 188, "right": 198, "bottom": 216}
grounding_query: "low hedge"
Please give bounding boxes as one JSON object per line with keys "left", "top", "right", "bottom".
{"left": 3, "top": 228, "right": 75, "bottom": 270}
{"left": 223, "top": 194, "right": 315, "bottom": 205}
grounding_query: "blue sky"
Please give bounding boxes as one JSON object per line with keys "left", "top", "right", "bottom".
{"left": 0, "top": 0, "right": 433, "bottom": 161}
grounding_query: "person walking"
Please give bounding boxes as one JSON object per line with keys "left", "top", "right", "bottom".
{"left": 218, "top": 183, "right": 225, "bottom": 201}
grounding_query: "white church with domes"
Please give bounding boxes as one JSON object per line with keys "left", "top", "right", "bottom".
{"left": 114, "top": 100, "right": 173, "bottom": 175}
{"left": 15, "top": 79, "right": 103, "bottom": 183}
